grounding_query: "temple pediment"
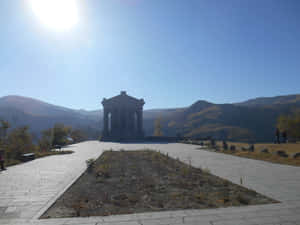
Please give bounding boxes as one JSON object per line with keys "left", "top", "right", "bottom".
{"left": 102, "top": 91, "right": 144, "bottom": 108}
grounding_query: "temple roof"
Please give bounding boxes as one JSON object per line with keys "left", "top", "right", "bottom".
{"left": 102, "top": 91, "right": 145, "bottom": 107}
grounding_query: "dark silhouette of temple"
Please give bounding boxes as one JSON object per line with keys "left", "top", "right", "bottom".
{"left": 101, "top": 91, "right": 145, "bottom": 141}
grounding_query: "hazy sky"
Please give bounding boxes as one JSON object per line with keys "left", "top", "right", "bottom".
{"left": 0, "top": 0, "right": 299, "bottom": 110}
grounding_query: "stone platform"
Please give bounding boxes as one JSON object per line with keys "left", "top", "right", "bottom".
{"left": 0, "top": 141, "right": 299, "bottom": 225}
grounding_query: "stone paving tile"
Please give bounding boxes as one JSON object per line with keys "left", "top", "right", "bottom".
{"left": 100, "top": 222, "right": 140, "bottom": 225}
{"left": 211, "top": 219, "right": 258, "bottom": 225}
{"left": 1, "top": 141, "right": 300, "bottom": 225}
{"left": 0, "top": 141, "right": 104, "bottom": 223}
{"left": 102, "top": 211, "right": 181, "bottom": 222}
{"left": 281, "top": 222, "right": 298, "bottom": 225}
{"left": 247, "top": 215, "right": 283, "bottom": 224}
{"left": 183, "top": 214, "right": 220, "bottom": 224}
{"left": 138, "top": 217, "right": 183, "bottom": 225}
{"left": 279, "top": 214, "right": 300, "bottom": 223}
{"left": 0, "top": 206, "right": 7, "bottom": 214}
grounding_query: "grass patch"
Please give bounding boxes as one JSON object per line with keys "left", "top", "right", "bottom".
{"left": 192, "top": 141, "right": 300, "bottom": 166}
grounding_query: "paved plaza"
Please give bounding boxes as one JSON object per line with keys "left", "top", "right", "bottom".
{"left": 0, "top": 141, "right": 300, "bottom": 225}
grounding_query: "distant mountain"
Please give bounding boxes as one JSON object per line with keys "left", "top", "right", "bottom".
{"left": 157, "top": 95, "right": 300, "bottom": 142}
{"left": 0, "top": 96, "right": 101, "bottom": 139}
{"left": 235, "top": 94, "right": 300, "bottom": 107}
{"left": 0, "top": 95, "right": 101, "bottom": 120}
{"left": 0, "top": 95, "right": 73, "bottom": 117}
{"left": 143, "top": 108, "right": 186, "bottom": 136}
{"left": 0, "top": 94, "right": 299, "bottom": 142}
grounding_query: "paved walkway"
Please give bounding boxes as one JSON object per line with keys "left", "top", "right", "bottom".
{"left": 0, "top": 141, "right": 300, "bottom": 225}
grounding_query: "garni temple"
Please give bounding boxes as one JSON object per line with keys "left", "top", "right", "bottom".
{"left": 101, "top": 91, "right": 145, "bottom": 141}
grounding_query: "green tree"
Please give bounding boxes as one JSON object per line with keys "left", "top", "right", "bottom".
{"left": 38, "top": 128, "right": 53, "bottom": 151}
{"left": 70, "top": 129, "right": 87, "bottom": 143}
{"left": 7, "top": 126, "right": 35, "bottom": 160}
{"left": 52, "top": 123, "right": 70, "bottom": 146}
{"left": 277, "top": 110, "right": 300, "bottom": 140}
{"left": 0, "top": 119, "right": 10, "bottom": 145}
{"left": 153, "top": 118, "right": 163, "bottom": 136}
{"left": 39, "top": 124, "right": 87, "bottom": 151}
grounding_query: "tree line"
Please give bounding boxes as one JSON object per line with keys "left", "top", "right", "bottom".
{"left": 152, "top": 111, "right": 300, "bottom": 142}
{"left": 277, "top": 110, "right": 300, "bottom": 141}
{"left": 0, "top": 120, "right": 87, "bottom": 164}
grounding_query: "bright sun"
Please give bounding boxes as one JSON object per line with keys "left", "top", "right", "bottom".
{"left": 30, "top": 0, "right": 79, "bottom": 31}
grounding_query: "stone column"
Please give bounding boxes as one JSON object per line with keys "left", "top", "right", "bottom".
{"left": 103, "top": 108, "right": 108, "bottom": 136}
{"left": 112, "top": 108, "right": 119, "bottom": 135}
{"left": 129, "top": 109, "right": 134, "bottom": 134}
{"left": 111, "top": 109, "right": 115, "bottom": 135}
{"left": 114, "top": 109, "right": 119, "bottom": 130}
{"left": 120, "top": 108, "right": 124, "bottom": 134}
{"left": 137, "top": 109, "right": 143, "bottom": 136}
{"left": 124, "top": 109, "right": 129, "bottom": 138}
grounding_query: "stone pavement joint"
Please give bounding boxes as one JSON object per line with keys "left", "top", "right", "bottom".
{"left": 0, "top": 141, "right": 300, "bottom": 225}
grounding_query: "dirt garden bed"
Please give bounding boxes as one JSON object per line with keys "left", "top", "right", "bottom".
{"left": 41, "top": 150, "right": 277, "bottom": 218}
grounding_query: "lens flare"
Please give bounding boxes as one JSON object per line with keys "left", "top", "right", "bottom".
{"left": 30, "top": 0, "right": 79, "bottom": 31}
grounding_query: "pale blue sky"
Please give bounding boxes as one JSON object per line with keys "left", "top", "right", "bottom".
{"left": 0, "top": 0, "right": 299, "bottom": 110}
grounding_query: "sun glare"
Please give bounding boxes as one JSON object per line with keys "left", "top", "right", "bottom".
{"left": 30, "top": 0, "right": 79, "bottom": 31}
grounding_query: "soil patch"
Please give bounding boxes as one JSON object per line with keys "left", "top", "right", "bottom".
{"left": 41, "top": 150, "right": 277, "bottom": 218}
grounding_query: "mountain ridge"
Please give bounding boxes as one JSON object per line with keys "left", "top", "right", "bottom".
{"left": 235, "top": 94, "right": 300, "bottom": 107}
{"left": 1, "top": 94, "right": 300, "bottom": 142}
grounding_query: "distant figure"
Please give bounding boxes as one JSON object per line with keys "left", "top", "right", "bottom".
{"left": 222, "top": 140, "right": 228, "bottom": 150}
{"left": 0, "top": 151, "right": 5, "bottom": 171}
{"left": 275, "top": 128, "right": 280, "bottom": 144}
{"left": 282, "top": 130, "right": 287, "bottom": 143}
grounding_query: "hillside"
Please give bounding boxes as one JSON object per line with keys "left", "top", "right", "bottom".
{"left": 158, "top": 95, "right": 300, "bottom": 142}
{"left": 0, "top": 96, "right": 101, "bottom": 139}
{"left": 0, "top": 94, "right": 299, "bottom": 142}
{"left": 235, "top": 94, "right": 300, "bottom": 107}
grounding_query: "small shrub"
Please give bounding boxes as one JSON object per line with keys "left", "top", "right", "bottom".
{"left": 223, "top": 180, "right": 230, "bottom": 187}
{"left": 210, "top": 138, "right": 216, "bottom": 147}
{"left": 72, "top": 199, "right": 88, "bottom": 216}
{"left": 181, "top": 166, "right": 190, "bottom": 177}
{"left": 128, "top": 194, "right": 139, "bottom": 204}
{"left": 86, "top": 158, "right": 95, "bottom": 173}
{"left": 248, "top": 144, "right": 254, "bottom": 152}
{"left": 141, "top": 176, "right": 155, "bottom": 188}
{"left": 241, "top": 147, "right": 248, "bottom": 151}
{"left": 151, "top": 152, "right": 160, "bottom": 162}
{"left": 260, "top": 148, "right": 269, "bottom": 154}
{"left": 169, "top": 191, "right": 182, "bottom": 200}
{"left": 194, "top": 193, "right": 205, "bottom": 203}
{"left": 202, "top": 167, "right": 211, "bottom": 174}
{"left": 95, "top": 164, "right": 111, "bottom": 178}
{"left": 275, "top": 150, "right": 289, "bottom": 158}
{"left": 292, "top": 152, "right": 300, "bottom": 159}
{"left": 236, "top": 193, "right": 251, "bottom": 205}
